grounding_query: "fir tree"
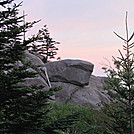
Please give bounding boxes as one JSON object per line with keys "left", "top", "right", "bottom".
{"left": 0, "top": 0, "right": 56, "bottom": 133}
{"left": 29, "top": 25, "right": 60, "bottom": 63}
{"left": 102, "top": 12, "right": 134, "bottom": 134}
{"left": 0, "top": 1, "right": 79, "bottom": 133}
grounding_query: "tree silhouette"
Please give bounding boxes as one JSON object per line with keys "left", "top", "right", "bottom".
{"left": 102, "top": 12, "right": 134, "bottom": 134}
{"left": 29, "top": 25, "right": 60, "bottom": 63}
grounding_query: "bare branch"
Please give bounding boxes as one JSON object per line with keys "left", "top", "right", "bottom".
{"left": 125, "top": 11, "right": 129, "bottom": 41}
{"left": 113, "top": 31, "right": 127, "bottom": 42}
{"left": 100, "top": 57, "right": 113, "bottom": 69}
{"left": 118, "top": 49, "right": 125, "bottom": 60}
{"left": 129, "top": 42, "right": 134, "bottom": 47}
{"left": 128, "top": 32, "right": 134, "bottom": 42}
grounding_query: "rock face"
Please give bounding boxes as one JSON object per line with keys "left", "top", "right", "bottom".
{"left": 19, "top": 67, "right": 49, "bottom": 90}
{"left": 24, "top": 51, "right": 49, "bottom": 90}
{"left": 24, "top": 51, "right": 109, "bottom": 107}
{"left": 52, "top": 75, "right": 109, "bottom": 107}
{"left": 25, "top": 50, "right": 44, "bottom": 67}
{"left": 44, "top": 59, "right": 94, "bottom": 86}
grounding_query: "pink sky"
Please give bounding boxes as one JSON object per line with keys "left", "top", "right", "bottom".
{"left": 16, "top": 0, "right": 134, "bottom": 76}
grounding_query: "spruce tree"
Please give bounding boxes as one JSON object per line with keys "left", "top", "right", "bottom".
{"left": 29, "top": 25, "right": 60, "bottom": 63}
{"left": 0, "top": 1, "right": 80, "bottom": 134}
{"left": 0, "top": 0, "right": 55, "bottom": 133}
{"left": 102, "top": 12, "right": 134, "bottom": 134}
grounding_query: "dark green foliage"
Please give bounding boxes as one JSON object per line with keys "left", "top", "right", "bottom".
{"left": 28, "top": 25, "right": 60, "bottom": 63}
{"left": 0, "top": 86, "right": 57, "bottom": 134}
{"left": 0, "top": 0, "right": 13, "bottom": 7}
{"left": 0, "top": 1, "right": 79, "bottom": 133}
{"left": 44, "top": 112, "right": 80, "bottom": 134}
{"left": 102, "top": 12, "right": 134, "bottom": 134}
{"left": 48, "top": 103, "right": 110, "bottom": 134}
{"left": 0, "top": 0, "right": 54, "bottom": 133}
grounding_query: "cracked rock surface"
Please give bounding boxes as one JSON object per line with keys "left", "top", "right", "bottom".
{"left": 25, "top": 51, "right": 110, "bottom": 107}
{"left": 44, "top": 59, "right": 94, "bottom": 86}
{"left": 52, "top": 75, "right": 110, "bottom": 107}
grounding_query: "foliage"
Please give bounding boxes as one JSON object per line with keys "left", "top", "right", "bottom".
{"left": 0, "top": 0, "right": 80, "bottom": 133}
{"left": 2, "top": 1, "right": 133, "bottom": 134}
{"left": 48, "top": 103, "right": 110, "bottom": 134}
{"left": 102, "top": 12, "right": 134, "bottom": 134}
{"left": 28, "top": 25, "right": 60, "bottom": 63}
{"left": 0, "top": 0, "right": 65, "bottom": 134}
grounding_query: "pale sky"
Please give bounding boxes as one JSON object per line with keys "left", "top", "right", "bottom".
{"left": 16, "top": 0, "right": 134, "bottom": 76}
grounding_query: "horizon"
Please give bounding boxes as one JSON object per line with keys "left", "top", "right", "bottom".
{"left": 16, "top": 0, "right": 134, "bottom": 76}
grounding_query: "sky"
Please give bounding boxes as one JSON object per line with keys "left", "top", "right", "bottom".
{"left": 16, "top": 0, "right": 134, "bottom": 76}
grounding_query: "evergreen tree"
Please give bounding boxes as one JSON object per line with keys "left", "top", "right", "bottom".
{"left": 0, "top": 1, "right": 80, "bottom": 133}
{"left": 102, "top": 12, "right": 134, "bottom": 134}
{"left": 0, "top": 0, "right": 56, "bottom": 133}
{"left": 29, "top": 25, "right": 60, "bottom": 63}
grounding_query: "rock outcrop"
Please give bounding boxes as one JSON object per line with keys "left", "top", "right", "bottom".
{"left": 19, "top": 67, "right": 49, "bottom": 90}
{"left": 52, "top": 75, "right": 109, "bottom": 107}
{"left": 44, "top": 59, "right": 94, "bottom": 86}
{"left": 24, "top": 51, "right": 109, "bottom": 107}
{"left": 25, "top": 50, "right": 44, "bottom": 67}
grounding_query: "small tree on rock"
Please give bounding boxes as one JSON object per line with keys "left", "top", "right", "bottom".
{"left": 29, "top": 25, "right": 60, "bottom": 63}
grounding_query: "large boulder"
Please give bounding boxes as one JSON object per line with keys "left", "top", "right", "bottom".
{"left": 44, "top": 59, "right": 94, "bottom": 86}
{"left": 23, "top": 52, "right": 109, "bottom": 107}
{"left": 24, "top": 51, "right": 50, "bottom": 88}
{"left": 20, "top": 68, "right": 49, "bottom": 90}
{"left": 25, "top": 50, "right": 44, "bottom": 67}
{"left": 52, "top": 75, "right": 110, "bottom": 107}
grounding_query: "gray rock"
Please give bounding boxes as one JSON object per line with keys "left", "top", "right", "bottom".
{"left": 52, "top": 75, "right": 110, "bottom": 107}
{"left": 24, "top": 76, "right": 49, "bottom": 89}
{"left": 29, "top": 51, "right": 44, "bottom": 61}
{"left": 45, "top": 59, "right": 94, "bottom": 86}
{"left": 23, "top": 52, "right": 109, "bottom": 107}
{"left": 25, "top": 50, "right": 44, "bottom": 67}
{"left": 20, "top": 68, "right": 49, "bottom": 90}
{"left": 51, "top": 82, "right": 80, "bottom": 103}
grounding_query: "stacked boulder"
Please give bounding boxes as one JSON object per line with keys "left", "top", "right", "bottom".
{"left": 25, "top": 51, "right": 110, "bottom": 107}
